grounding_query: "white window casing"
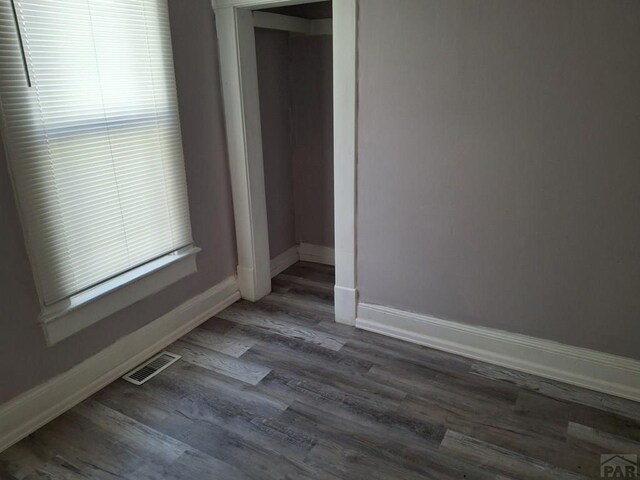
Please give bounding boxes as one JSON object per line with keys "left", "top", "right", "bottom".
{"left": 0, "top": 0, "right": 197, "bottom": 343}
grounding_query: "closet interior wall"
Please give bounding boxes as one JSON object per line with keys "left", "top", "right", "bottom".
{"left": 255, "top": 24, "right": 333, "bottom": 261}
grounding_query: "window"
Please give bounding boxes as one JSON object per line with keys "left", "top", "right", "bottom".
{"left": 0, "top": 0, "right": 197, "bottom": 343}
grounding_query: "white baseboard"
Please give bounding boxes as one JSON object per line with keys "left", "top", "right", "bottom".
{"left": 356, "top": 303, "right": 640, "bottom": 402}
{"left": 270, "top": 245, "right": 300, "bottom": 278}
{"left": 299, "top": 243, "right": 335, "bottom": 266}
{"left": 335, "top": 285, "right": 357, "bottom": 326}
{"left": 0, "top": 276, "right": 241, "bottom": 454}
{"left": 269, "top": 244, "right": 336, "bottom": 275}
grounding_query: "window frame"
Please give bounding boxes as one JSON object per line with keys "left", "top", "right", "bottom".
{"left": 39, "top": 246, "right": 200, "bottom": 345}
{"left": 0, "top": 0, "right": 199, "bottom": 345}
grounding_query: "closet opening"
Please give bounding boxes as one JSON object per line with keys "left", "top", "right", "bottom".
{"left": 213, "top": 0, "right": 356, "bottom": 324}
{"left": 254, "top": 2, "right": 335, "bottom": 285}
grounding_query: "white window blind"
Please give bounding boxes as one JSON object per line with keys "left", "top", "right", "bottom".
{"left": 0, "top": 0, "right": 193, "bottom": 306}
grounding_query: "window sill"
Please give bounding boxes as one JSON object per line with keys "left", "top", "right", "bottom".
{"left": 39, "top": 246, "right": 201, "bottom": 346}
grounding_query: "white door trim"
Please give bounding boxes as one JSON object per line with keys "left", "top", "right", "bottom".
{"left": 212, "top": 0, "right": 358, "bottom": 323}
{"left": 214, "top": 6, "right": 272, "bottom": 301}
{"left": 331, "top": 0, "right": 358, "bottom": 324}
{"left": 252, "top": 11, "right": 333, "bottom": 35}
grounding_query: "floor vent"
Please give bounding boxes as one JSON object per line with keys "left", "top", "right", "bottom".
{"left": 122, "top": 351, "right": 181, "bottom": 385}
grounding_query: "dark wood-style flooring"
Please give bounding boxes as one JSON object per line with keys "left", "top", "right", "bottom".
{"left": 1, "top": 262, "right": 639, "bottom": 479}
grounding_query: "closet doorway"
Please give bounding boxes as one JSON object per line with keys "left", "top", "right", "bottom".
{"left": 213, "top": 0, "right": 357, "bottom": 325}
{"left": 254, "top": 2, "right": 334, "bottom": 283}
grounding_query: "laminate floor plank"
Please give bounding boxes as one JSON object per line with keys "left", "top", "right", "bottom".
{"left": 250, "top": 369, "right": 439, "bottom": 450}
{"left": 515, "top": 390, "right": 640, "bottom": 442}
{"left": 170, "top": 340, "right": 271, "bottom": 385}
{"left": 277, "top": 400, "right": 504, "bottom": 480}
{"left": 368, "top": 362, "right": 520, "bottom": 408}
{"left": 98, "top": 384, "right": 317, "bottom": 480}
{"left": 137, "top": 449, "right": 251, "bottom": 480}
{"left": 241, "top": 338, "right": 408, "bottom": 406}
{"left": 303, "top": 440, "right": 441, "bottom": 480}
{"left": 258, "top": 290, "right": 335, "bottom": 317}
{"left": 270, "top": 271, "right": 335, "bottom": 298}
{"left": 179, "top": 326, "right": 256, "bottom": 358}
{"left": 179, "top": 425, "right": 321, "bottom": 480}
{"left": 339, "top": 336, "right": 472, "bottom": 376}
{"left": 24, "top": 412, "right": 153, "bottom": 480}
{"left": 271, "top": 273, "right": 334, "bottom": 296}
{"left": 2, "top": 262, "right": 639, "bottom": 480}
{"left": 217, "top": 301, "right": 342, "bottom": 349}
{"left": 567, "top": 422, "right": 640, "bottom": 453}
{"left": 471, "top": 362, "right": 640, "bottom": 419}
{"left": 240, "top": 325, "right": 370, "bottom": 374}
{"left": 404, "top": 394, "right": 599, "bottom": 477}
{"left": 0, "top": 437, "right": 91, "bottom": 480}
{"left": 440, "top": 430, "right": 589, "bottom": 480}
{"left": 279, "top": 261, "right": 335, "bottom": 283}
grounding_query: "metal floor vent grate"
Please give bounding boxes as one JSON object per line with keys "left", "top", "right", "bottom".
{"left": 122, "top": 351, "right": 181, "bottom": 385}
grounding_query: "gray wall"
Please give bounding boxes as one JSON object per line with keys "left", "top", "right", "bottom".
{"left": 357, "top": 0, "right": 640, "bottom": 359}
{"left": 0, "top": 0, "right": 237, "bottom": 404}
{"left": 290, "top": 35, "right": 334, "bottom": 248}
{"left": 256, "top": 30, "right": 334, "bottom": 258}
{"left": 256, "top": 28, "right": 297, "bottom": 259}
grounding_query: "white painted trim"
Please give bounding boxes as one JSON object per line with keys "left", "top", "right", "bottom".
{"left": 40, "top": 246, "right": 201, "bottom": 346}
{"left": 270, "top": 245, "right": 300, "bottom": 277}
{"left": 269, "top": 243, "right": 335, "bottom": 277}
{"left": 299, "top": 243, "right": 335, "bottom": 265}
{"left": 252, "top": 12, "right": 331, "bottom": 35}
{"left": 356, "top": 303, "right": 640, "bottom": 402}
{"left": 253, "top": 11, "right": 310, "bottom": 33}
{"left": 213, "top": 0, "right": 325, "bottom": 9}
{"left": 332, "top": 0, "right": 358, "bottom": 325}
{"left": 0, "top": 276, "right": 240, "bottom": 454}
{"left": 335, "top": 285, "right": 357, "bottom": 326}
{"left": 215, "top": 6, "right": 272, "bottom": 301}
